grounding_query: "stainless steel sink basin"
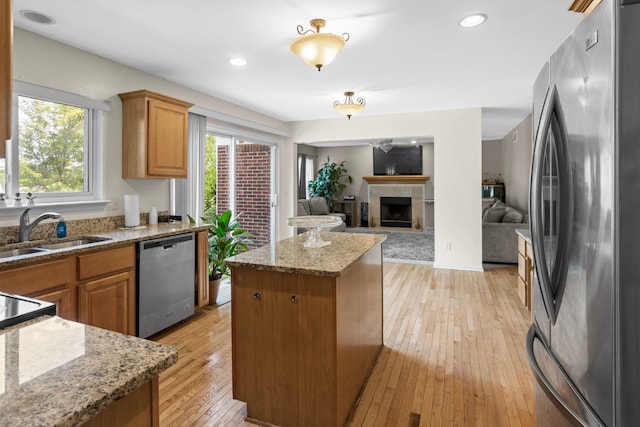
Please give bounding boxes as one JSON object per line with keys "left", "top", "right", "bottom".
{"left": 0, "top": 247, "right": 49, "bottom": 259}
{"left": 37, "top": 237, "right": 111, "bottom": 250}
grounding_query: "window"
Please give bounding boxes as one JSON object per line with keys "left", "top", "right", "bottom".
{"left": 4, "top": 81, "right": 110, "bottom": 205}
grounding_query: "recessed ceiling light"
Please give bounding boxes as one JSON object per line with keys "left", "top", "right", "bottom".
{"left": 19, "top": 10, "right": 56, "bottom": 25}
{"left": 459, "top": 14, "right": 487, "bottom": 28}
{"left": 229, "top": 57, "right": 247, "bottom": 66}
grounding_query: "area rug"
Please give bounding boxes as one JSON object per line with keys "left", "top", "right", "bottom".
{"left": 350, "top": 227, "right": 434, "bottom": 263}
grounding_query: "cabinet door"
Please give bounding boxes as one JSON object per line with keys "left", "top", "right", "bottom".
{"left": 147, "top": 99, "right": 188, "bottom": 177}
{"left": 196, "top": 230, "right": 209, "bottom": 307}
{"left": 232, "top": 268, "right": 300, "bottom": 425}
{"left": 33, "top": 288, "right": 72, "bottom": 320}
{"left": 78, "top": 271, "right": 135, "bottom": 335}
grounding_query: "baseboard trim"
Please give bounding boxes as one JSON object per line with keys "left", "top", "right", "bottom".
{"left": 433, "top": 262, "right": 484, "bottom": 272}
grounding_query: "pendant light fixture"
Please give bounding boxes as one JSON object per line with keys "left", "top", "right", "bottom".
{"left": 290, "top": 19, "right": 349, "bottom": 71}
{"left": 334, "top": 92, "right": 366, "bottom": 120}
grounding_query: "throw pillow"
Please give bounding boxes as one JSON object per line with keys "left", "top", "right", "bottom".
{"left": 482, "top": 198, "right": 496, "bottom": 214}
{"left": 308, "top": 197, "right": 330, "bottom": 215}
{"left": 502, "top": 207, "right": 524, "bottom": 223}
{"left": 483, "top": 205, "right": 507, "bottom": 223}
{"left": 297, "top": 200, "right": 311, "bottom": 216}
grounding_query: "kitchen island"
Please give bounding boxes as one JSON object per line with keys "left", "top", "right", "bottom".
{"left": 227, "top": 231, "right": 385, "bottom": 427}
{"left": 0, "top": 315, "right": 177, "bottom": 426}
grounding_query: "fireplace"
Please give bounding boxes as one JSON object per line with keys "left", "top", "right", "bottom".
{"left": 380, "top": 197, "right": 412, "bottom": 228}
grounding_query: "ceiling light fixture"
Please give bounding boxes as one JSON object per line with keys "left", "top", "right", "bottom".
{"left": 290, "top": 19, "right": 349, "bottom": 71}
{"left": 229, "top": 57, "right": 247, "bottom": 66}
{"left": 459, "top": 13, "right": 487, "bottom": 28}
{"left": 19, "top": 10, "right": 55, "bottom": 25}
{"left": 333, "top": 91, "right": 366, "bottom": 120}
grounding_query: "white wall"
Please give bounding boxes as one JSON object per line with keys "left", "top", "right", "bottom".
{"left": 482, "top": 140, "right": 503, "bottom": 182}
{"left": 12, "top": 29, "right": 295, "bottom": 236}
{"left": 501, "top": 114, "right": 532, "bottom": 212}
{"left": 291, "top": 109, "right": 483, "bottom": 271}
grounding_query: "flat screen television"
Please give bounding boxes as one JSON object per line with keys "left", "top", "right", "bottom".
{"left": 373, "top": 145, "right": 423, "bottom": 176}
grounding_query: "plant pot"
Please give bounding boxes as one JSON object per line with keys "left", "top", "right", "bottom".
{"left": 209, "top": 276, "right": 222, "bottom": 305}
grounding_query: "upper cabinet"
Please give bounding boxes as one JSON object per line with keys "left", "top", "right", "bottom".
{"left": 118, "top": 90, "right": 193, "bottom": 179}
{"left": 569, "top": 0, "right": 602, "bottom": 15}
{"left": 1, "top": 0, "right": 12, "bottom": 156}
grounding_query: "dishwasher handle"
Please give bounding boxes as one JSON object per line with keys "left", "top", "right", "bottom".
{"left": 142, "top": 233, "right": 194, "bottom": 250}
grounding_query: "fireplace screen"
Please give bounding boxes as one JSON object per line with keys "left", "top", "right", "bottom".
{"left": 380, "top": 197, "right": 412, "bottom": 228}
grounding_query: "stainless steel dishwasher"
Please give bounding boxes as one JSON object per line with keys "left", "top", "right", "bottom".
{"left": 137, "top": 233, "right": 195, "bottom": 338}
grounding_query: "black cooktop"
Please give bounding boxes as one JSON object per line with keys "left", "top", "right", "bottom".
{"left": 0, "top": 292, "right": 56, "bottom": 329}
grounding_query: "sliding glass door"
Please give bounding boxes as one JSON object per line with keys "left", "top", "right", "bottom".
{"left": 208, "top": 133, "right": 276, "bottom": 247}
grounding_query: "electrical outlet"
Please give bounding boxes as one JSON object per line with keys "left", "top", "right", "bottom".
{"left": 446, "top": 241, "right": 452, "bottom": 251}
{"left": 111, "top": 198, "right": 120, "bottom": 211}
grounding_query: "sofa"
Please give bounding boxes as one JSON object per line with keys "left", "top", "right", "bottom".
{"left": 482, "top": 198, "right": 528, "bottom": 264}
{"left": 296, "top": 197, "right": 347, "bottom": 233}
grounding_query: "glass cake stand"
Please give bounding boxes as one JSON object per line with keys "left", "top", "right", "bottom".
{"left": 288, "top": 215, "right": 343, "bottom": 248}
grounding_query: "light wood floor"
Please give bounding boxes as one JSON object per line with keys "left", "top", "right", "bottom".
{"left": 155, "top": 262, "right": 534, "bottom": 427}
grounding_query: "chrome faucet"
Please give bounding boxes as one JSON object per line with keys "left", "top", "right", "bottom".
{"left": 19, "top": 208, "right": 61, "bottom": 242}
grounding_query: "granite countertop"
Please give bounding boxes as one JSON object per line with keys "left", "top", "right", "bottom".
{"left": 226, "top": 231, "right": 386, "bottom": 277}
{"left": 0, "top": 222, "right": 210, "bottom": 268}
{"left": 516, "top": 228, "right": 531, "bottom": 244}
{"left": 0, "top": 315, "right": 177, "bottom": 427}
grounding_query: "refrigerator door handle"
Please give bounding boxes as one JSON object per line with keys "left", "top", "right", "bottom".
{"left": 530, "top": 84, "right": 573, "bottom": 324}
{"left": 526, "top": 325, "right": 605, "bottom": 427}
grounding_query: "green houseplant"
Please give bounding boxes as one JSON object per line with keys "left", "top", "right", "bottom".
{"left": 192, "top": 210, "right": 254, "bottom": 303}
{"left": 307, "top": 156, "right": 353, "bottom": 208}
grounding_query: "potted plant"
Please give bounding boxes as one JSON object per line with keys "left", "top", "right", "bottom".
{"left": 195, "top": 210, "right": 254, "bottom": 304}
{"left": 307, "top": 156, "right": 353, "bottom": 210}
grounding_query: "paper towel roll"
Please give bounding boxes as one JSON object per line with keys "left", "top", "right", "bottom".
{"left": 124, "top": 194, "right": 140, "bottom": 227}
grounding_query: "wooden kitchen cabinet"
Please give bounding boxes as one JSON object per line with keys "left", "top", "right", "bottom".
{"left": 76, "top": 245, "right": 136, "bottom": 335}
{"left": 231, "top": 241, "right": 383, "bottom": 427}
{"left": 517, "top": 234, "right": 534, "bottom": 311}
{"left": 118, "top": 90, "right": 193, "bottom": 179}
{"left": 233, "top": 269, "right": 335, "bottom": 426}
{"left": 196, "top": 230, "right": 209, "bottom": 307}
{"left": 0, "top": 258, "right": 75, "bottom": 320}
{"left": 0, "top": 0, "right": 12, "bottom": 153}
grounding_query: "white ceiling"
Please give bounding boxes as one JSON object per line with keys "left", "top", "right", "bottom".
{"left": 12, "top": 0, "right": 582, "bottom": 140}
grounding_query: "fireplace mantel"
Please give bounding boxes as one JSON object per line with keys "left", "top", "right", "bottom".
{"left": 363, "top": 175, "right": 430, "bottom": 185}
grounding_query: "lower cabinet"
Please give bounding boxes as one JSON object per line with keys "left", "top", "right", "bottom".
{"left": 0, "top": 258, "right": 75, "bottom": 320}
{"left": 0, "top": 244, "right": 136, "bottom": 335}
{"left": 78, "top": 271, "right": 135, "bottom": 335}
{"left": 517, "top": 234, "right": 534, "bottom": 311}
{"left": 77, "top": 245, "right": 136, "bottom": 335}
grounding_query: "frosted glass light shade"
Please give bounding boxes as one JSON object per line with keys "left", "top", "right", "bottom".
{"left": 290, "top": 33, "right": 346, "bottom": 71}
{"left": 333, "top": 103, "right": 365, "bottom": 119}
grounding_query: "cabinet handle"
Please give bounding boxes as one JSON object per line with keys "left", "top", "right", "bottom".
{"left": 253, "top": 292, "right": 261, "bottom": 301}
{"left": 291, "top": 294, "right": 299, "bottom": 303}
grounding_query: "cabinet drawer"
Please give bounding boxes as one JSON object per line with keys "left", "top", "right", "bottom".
{"left": 77, "top": 245, "right": 135, "bottom": 281}
{"left": 517, "top": 276, "right": 527, "bottom": 307}
{"left": 517, "top": 253, "right": 526, "bottom": 280}
{"left": 0, "top": 258, "right": 71, "bottom": 295}
{"left": 526, "top": 241, "right": 533, "bottom": 259}
{"left": 518, "top": 235, "right": 526, "bottom": 256}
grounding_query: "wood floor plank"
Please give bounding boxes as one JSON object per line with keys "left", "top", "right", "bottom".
{"left": 155, "top": 262, "right": 534, "bottom": 427}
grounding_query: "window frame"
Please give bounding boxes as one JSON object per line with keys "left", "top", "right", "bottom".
{"left": 6, "top": 81, "right": 110, "bottom": 209}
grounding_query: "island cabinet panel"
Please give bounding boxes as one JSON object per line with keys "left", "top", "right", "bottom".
{"left": 79, "top": 376, "right": 160, "bottom": 427}
{"left": 231, "top": 239, "right": 383, "bottom": 427}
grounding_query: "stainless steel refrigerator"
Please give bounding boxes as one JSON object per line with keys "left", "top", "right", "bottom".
{"left": 528, "top": 0, "right": 640, "bottom": 425}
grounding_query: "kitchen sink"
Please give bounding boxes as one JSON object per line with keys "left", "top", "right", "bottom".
{"left": 37, "top": 237, "right": 111, "bottom": 250}
{"left": 0, "top": 247, "right": 49, "bottom": 259}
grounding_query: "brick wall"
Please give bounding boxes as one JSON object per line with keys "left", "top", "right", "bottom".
{"left": 216, "top": 143, "right": 271, "bottom": 247}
